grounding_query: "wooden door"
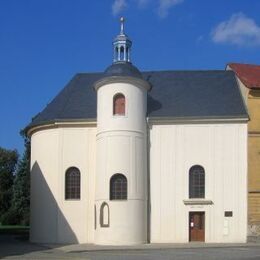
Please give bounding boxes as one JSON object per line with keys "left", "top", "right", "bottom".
{"left": 189, "top": 212, "right": 205, "bottom": 242}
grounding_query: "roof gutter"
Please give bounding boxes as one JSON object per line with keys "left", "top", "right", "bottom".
{"left": 147, "top": 116, "right": 249, "bottom": 125}
{"left": 26, "top": 115, "right": 248, "bottom": 137}
{"left": 25, "top": 119, "right": 97, "bottom": 137}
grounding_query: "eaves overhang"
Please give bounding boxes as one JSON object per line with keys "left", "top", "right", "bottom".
{"left": 147, "top": 115, "right": 249, "bottom": 125}
{"left": 25, "top": 115, "right": 249, "bottom": 137}
{"left": 25, "top": 119, "right": 97, "bottom": 137}
{"left": 94, "top": 76, "right": 151, "bottom": 91}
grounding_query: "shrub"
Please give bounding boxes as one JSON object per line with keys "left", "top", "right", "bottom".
{"left": 0, "top": 207, "right": 20, "bottom": 225}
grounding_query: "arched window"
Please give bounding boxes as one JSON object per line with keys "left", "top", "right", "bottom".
{"left": 100, "top": 202, "right": 110, "bottom": 227}
{"left": 94, "top": 205, "right": 97, "bottom": 230}
{"left": 189, "top": 165, "right": 205, "bottom": 199}
{"left": 113, "top": 93, "right": 125, "bottom": 115}
{"left": 110, "top": 174, "right": 127, "bottom": 200}
{"left": 115, "top": 46, "right": 118, "bottom": 57}
{"left": 65, "top": 167, "right": 80, "bottom": 200}
{"left": 120, "top": 46, "right": 124, "bottom": 61}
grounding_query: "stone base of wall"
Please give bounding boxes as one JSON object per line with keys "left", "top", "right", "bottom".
{"left": 248, "top": 224, "right": 260, "bottom": 243}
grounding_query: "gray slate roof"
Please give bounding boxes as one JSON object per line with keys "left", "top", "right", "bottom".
{"left": 28, "top": 70, "right": 248, "bottom": 129}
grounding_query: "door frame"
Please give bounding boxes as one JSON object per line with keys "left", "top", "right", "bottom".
{"left": 189, "top": 211, "right": 205, "bottom": 242}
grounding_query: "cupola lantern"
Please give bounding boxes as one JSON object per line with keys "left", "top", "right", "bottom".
{"left": 113, "top": 17, "right": 132, "bottom": 63}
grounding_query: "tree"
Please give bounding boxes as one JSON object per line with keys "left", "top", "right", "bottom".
{"left": 0, "top": 147, "right": 18, "bottom": 222}
{"left": 11, "top": 132, "right": 30, "bottom": 225}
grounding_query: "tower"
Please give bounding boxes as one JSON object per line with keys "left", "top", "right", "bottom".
{"left": 94, "top": 17, "right": 151, "bottom": 245}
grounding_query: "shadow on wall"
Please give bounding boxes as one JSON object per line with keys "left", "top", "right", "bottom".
{"left": 0, "top": 161, "right": 78, "bottom": 258}
{"left": 30, "top": 162, "right": 78, "bottom": 244}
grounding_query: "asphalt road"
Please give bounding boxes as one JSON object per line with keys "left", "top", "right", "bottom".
{"left": 1, "top": 234, "right": 260, "bottom": 260}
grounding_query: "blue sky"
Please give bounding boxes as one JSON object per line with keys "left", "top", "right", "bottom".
{"left": 0, "top": 0, "right": 260, "bottom": 155}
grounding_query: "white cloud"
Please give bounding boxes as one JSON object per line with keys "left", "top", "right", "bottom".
{"left": 112, "top": 0, "right": 127, "bottom": 16}
{"left": 111, "top": 0, "right": 184, "bottom": 18}
{"left": 158, "top": 0, "right": 184, "bottom": 18}
{"left": 211, "top": 13, "right": 260, "bottom": 47}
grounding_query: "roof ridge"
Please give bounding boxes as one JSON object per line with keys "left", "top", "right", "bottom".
{"left": 141, "top": 69, "right": 228, "bottom": 73}
{"left": 229, "top": 62, "right": 260, "bottom": 68}
{"left": 75, "top": 69, "right": 230, "bottom": 75}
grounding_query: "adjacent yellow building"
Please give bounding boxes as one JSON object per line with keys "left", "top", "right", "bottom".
{"left": 229, "top": 63, "right": 260, "bottom": 240}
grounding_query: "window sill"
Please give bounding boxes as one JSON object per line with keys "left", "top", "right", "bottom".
{"left": 110, "top": 199, "right": 127, "bottom": 201}
{"left": 183, "top": 199, "right": 213, "bottom": 205}
{"left": 113, "top": 115, "right": 127, "bottom": 118}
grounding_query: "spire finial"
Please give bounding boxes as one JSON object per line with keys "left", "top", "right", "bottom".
{"left": 113, "top": 17, "right": 132, "bottom": 63}
{"left": 120, "top": 17, "right": 125, "bottom": 34}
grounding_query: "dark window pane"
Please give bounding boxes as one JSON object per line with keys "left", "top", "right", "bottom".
{"left": 189, "top": 165, "right": 205, "bottom": 199}
{"left": 113, "top": 94, "right": 125, "bottom": 115}
{"left": 110, "top": 174, "right": 127, "bottom": 200}
{"left": 225, "top": 211, "right": 233, "bottom": 217}
{"left": 65, "top": 167, "right": 81, "bottom": 200}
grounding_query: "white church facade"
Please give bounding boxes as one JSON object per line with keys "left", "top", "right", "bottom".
{"left": 27, "top": 19, "right": 248, "bottom": 245}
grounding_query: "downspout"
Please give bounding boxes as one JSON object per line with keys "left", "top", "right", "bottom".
{"left": 146, "top": 116, "right": 151, "bottom": 243}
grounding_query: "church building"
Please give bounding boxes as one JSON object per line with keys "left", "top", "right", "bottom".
{"left": 26, "top": 18, "right": 248, "bottom": 245}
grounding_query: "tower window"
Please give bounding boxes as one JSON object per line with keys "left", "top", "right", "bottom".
{"left": 189, "top": 165, "right": 205, "bottom": 198}
{"left": 110, "top": 174, "right": 127, "bottom": 200}
{"left": 113, "top": 93, "right": 125, "bottom": 115}
{"left": 65, "top": 167, "right": 80, "bottom": 200}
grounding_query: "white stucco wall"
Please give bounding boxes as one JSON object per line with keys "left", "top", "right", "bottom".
{"left": 149, "top": 122, "right": 247, "bottom": 243}
{"left": 95, "top": 81, "right": 148, "bottom": 245}
{"left": 95, "top": 132, "right": 147, "bottom": 245}
{"left": 30, "top": 126, "right": 96, "bottom": 244}
{"left": 96, "top": 82, "right": 147, "bottom": 133}
{"left": 30, "top": 120, "right": 247, "bottom": 244}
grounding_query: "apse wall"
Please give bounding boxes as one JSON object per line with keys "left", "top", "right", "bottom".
{"left": 30, "top": 126, "right": 96, "bottom": 244}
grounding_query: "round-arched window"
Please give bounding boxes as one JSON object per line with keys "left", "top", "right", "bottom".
{"left": 65, "top": 167, "right": 81, "bottom": 200}
{"left": 113, "top": 93, "right": 125, "bottom": 115}
{"left": 189, "top": 165, "right": 205, "bottom": 199}
{"left": 110, "top": 174, "right": 127, "bottom": 200}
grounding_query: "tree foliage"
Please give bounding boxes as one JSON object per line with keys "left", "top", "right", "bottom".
{"left": 0, "top": 131, "right": 31, "bottom": 226}
{"left": 0, "top": 147, "right": 18, "bottom": 221}
{"left": 11, "top": 133, "right": 31, "bottom": 225}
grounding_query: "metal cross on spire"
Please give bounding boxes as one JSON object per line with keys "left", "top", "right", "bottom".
{"left": 120, "top": 17, "right": 125, "bottom": 35}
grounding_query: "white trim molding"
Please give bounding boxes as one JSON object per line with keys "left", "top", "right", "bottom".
{"left": 183, "top": 199, "right": 213, "bottom": 205}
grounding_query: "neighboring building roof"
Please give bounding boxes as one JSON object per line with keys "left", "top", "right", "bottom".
{"left": 27, "top": 70, "right": 248, "bottom": 130}
{"left": 228, "top": 63, "right": 260, "bottom": 89}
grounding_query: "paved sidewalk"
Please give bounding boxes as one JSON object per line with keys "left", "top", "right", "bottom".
{"left": 43, "top": 241, "right": 260, "bottom": 253}
{"left": 1, "top": 234, "right": 260, "bottom": 260}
